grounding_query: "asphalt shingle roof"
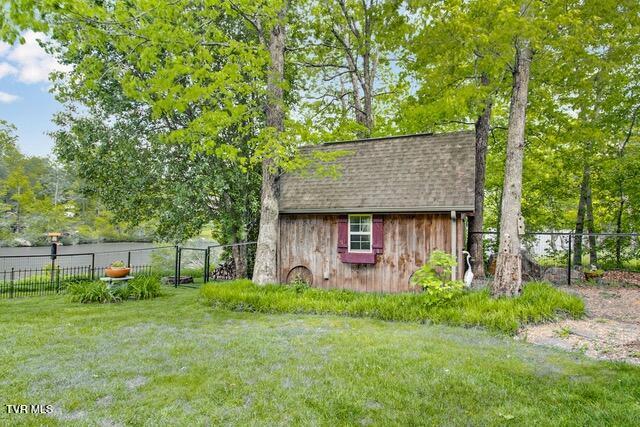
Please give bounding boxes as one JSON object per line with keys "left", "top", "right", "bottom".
{"left": 279, "top": 131, "right": 476, "bottom": 213}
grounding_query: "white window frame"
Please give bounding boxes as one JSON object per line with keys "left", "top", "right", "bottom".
{"left": 348, "top": 214, "right": 373, "bottom": 253}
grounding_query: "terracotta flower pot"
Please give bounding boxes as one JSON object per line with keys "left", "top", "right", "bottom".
{"left": 105, "top": 267, "right": 131, "bottom": 278}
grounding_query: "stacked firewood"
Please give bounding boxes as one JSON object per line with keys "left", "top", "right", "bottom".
{"left": 211, "top": 261, "right": 236, "bottom": 281}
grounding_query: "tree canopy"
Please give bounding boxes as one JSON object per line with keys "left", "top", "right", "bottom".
{"left": 1, "top": 0, "right": 639, "bottom": 286}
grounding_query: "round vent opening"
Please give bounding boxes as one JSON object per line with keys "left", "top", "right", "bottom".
{"left": 286, "top": 266, "right": 313, "bottom": 286}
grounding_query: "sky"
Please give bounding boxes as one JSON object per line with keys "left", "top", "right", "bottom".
{"left": 0, "top": 31, "right": 69, "bottom": 158}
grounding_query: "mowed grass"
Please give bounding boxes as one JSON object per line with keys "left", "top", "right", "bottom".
{"left": 0, "top": 288, "right": 638, "bottom": 426}
{"left": 200, "top": 280, "right": 585, "bottom": 334}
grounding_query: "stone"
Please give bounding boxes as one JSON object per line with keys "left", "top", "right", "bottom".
{"left": 542, "top": 267, "right": 585, "bottom": 285}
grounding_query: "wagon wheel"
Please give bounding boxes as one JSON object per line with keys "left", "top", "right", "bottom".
{"left": 287, "top": 266, "right": 313, "bottom": 286}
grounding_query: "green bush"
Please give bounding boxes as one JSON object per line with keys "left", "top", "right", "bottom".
{"left": 67, "top": 280, "right": 121, "bottom": 303}
{"left": 199, "top": 280, "right": 585, "bottom": 335}
{"left": 127, "top": 274, "right": 162, "bottom": 300}
{"left": 410, "top": 250, "right": 464, "bottom": 304}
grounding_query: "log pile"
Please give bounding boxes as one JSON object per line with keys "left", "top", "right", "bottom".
{"left": 211, "top": 261, "right": 236, "bottom": 281}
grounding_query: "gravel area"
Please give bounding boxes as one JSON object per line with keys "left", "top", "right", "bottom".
{"left": 519, "top": 285, "right": 640, "bottom": 364}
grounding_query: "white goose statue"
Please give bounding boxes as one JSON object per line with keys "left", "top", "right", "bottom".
{"left": 462, "top": 250, "right": 473, "bottom": 288}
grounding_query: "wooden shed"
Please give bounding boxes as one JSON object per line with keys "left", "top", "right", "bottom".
{"left": 278, "top": 131, "right": 475, "bottom": 293}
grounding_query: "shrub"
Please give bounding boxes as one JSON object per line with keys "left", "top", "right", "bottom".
{"left": 127, "top": 274, "right": 162, "bottom": 300}
{"left": 199, "top": 280, "right": 585, "bottom": 335}
{"left": 67, "top": 280, "right": 121, "bottom": 304}
{"left": 410, "top": 250, "right": 464, "bottom": 304}
{"left": 110, "top": 260, "right": 126, "bottom": 268}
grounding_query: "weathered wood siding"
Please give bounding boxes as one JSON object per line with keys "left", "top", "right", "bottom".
{"left": 279, "top": 213, "right": 464, "bottom": 293}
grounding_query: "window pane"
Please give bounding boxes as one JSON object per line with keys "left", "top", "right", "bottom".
{"left": 360, "top": 235, "right": 371, "bottom": 250}
{"left": 350, "top": 216, "right": 371, "bottom": 232}
{"left": 349, "top": 234, "right": 370, "bottom": 250}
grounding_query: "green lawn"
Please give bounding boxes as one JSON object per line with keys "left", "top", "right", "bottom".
{"left": 1, "top": 287, "right": 639, "bottom": 426}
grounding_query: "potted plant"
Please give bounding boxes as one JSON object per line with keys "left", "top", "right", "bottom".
{"left": 105, "top": 260, "right": 131, "bottom": 278}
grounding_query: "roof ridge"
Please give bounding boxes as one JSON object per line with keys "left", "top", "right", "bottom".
{"left": 321, "top": 130, "right": 474, "bottom": 146}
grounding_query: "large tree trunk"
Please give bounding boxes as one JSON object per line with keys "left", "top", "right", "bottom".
{"left": 253, "top": 7, "right": 286, "bottom": 285}
{"left": 492, "top": 39, "right": 532, "bottom": 297}
{"left": 573, "top": 165, "right": 588, "bottom": 267}
{"left": 466, "top": 97, "right": 492, "bottom": 279}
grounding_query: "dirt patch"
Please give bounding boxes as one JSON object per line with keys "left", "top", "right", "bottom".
{"left": 125, "top": 375, "right": 148, "bottom": 390}
{"left": 519, "top": 286, "right": 640, "bottom": 364}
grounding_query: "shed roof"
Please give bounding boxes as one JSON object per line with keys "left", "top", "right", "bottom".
{"left": 279, "top": 131, "right": 476, "bottom": 214}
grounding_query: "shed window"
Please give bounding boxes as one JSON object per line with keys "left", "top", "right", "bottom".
{"left": 348, "top": 214, "right": 372, "bottom": 252}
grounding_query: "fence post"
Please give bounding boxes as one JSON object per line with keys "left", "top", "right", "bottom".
{"left": 10, "top": 267, "right": 14, "bottom": 299}
{"left": 204, "top": 248, "right": 209, "bottom": 284}
{"left": 56, "top": 268, "right": 61, "bottom": 293}
{"left": 50, "top": 242, "right": 57, "bottom": 290}
{"left": 91, "top": 253, "right": 95, "bottom": 281}
{"left": 127, "top": 251, "right": 131, "bottom": 268}
{"left": 174, "top": 246, "right": 179, "bottom": 288}
{"left": 567, "top": 234, "right": 572, "bottom": 286}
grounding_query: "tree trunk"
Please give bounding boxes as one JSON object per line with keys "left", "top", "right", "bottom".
{"left": 253, "top": 7, "right": 286, "bottom": 285}
{"left": 612, "top": 106, "right": 637, "bottom": 268}
{"left": 615, "top": 191, "right": 624, "bottom": 267}
{"left": 584, "top": 166, "right": 597, "bottom": 267}
{"left": 573, "top": 165, "right": 588, "bottom": 267}
{"left": 492, "top": 39, "right": 532, "bottom": 297}
{"left": 361, "top": 8, "right": 374, "bottom": 135}
{"left": 466, "top": 97, "right": 492, "bottom": 279}
{"left": 231, "top": 240, "right": 248, "bottom": 279}
{"left": 333, "top": 0, "right": 375, "bottom": 136}
{"left": 494, "top": 185, "right": 504, "bottom": 254}
{"left": 346, "top": 52, "right": 366, "bottom": 129}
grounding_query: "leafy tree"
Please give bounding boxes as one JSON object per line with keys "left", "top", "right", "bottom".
{"left": 402, "top": 0, "right": 516, "bottom": 279}
{"left": 294, "top": 0, "right": 405, "bottom": 137}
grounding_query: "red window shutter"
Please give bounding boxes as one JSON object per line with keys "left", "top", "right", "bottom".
{"left": 372, "top": 215, "right": 384, "bottom": 254}
{"left": 337, "top": 216, "right": 348, "bottom": 253}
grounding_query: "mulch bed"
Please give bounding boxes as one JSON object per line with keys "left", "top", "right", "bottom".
{"left": 518, "top": 285, "right": 640, "bottom": 364}
{"left": 602, "top": 270, "right": 640, "bottom": 287}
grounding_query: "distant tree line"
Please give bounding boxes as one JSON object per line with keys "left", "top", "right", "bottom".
{"left": 0, "top": 120, "right": 154, "bottom": 246}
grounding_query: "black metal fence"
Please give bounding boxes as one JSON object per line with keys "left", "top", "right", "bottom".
{"left": 0, "top": 242, "right": 258, "bottom": 299}
{"left": 470, "top": 232, "right": 640, "bottom": 285}
{"left": 0, "top": 245, "right": 177, "bottom": 299}
{"left": 175, "top": 241, "right": 257, "bottom": 286}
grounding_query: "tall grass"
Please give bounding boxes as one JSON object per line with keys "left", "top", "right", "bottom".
{"left": 199, "top": 281, "right": 584, "bottom": 334}
{"left": 67, "top": 274, "right": 162, "bottom": 303}
{"left": 67, "top": 280, "right": 121, "bottom": 303}
{"left": 126, "top": 274, "right": 163, "bottom": 300}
